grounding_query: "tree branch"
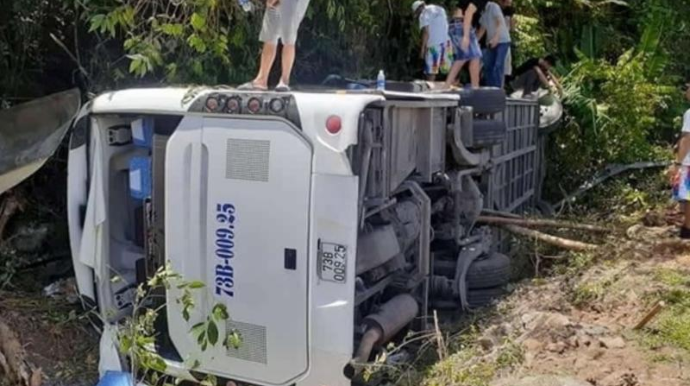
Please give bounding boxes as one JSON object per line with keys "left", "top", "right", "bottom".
{"left": 502, "top": 225, "right": 599, "bottom": 251}
{"left": 477, "top": 215, "right": 610, "bottom": 233}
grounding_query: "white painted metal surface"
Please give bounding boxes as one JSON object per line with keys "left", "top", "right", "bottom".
{"left": 165, "top": 116, "right": 313, "bottom": 385}
{"left": 67, "top": 104, "right": 95, "bottom": 301}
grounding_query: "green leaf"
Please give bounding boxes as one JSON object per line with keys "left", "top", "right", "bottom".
{"left": 129, "top": 57, "right": 143, "bottom": 74}
{"left": 150, "top": 372, "right": 160, "bottom": 385}
{"left": 123, "top": 37, "right": 139, "bottom": 51}
{"left": 226, "top": 331, "right": 242, "bottom": 350}
{"left": 187, "top": 34, "right": 207, "bottom": 53}
{"left": 89, "top": 14, "right": 106, "bottom": 33}
{"left": 211, "top": 303, "right": 229, "bottom": 321}
{"left": 160, "top": 23, "right": 185, "bottom": 37}
{"left": 188, "top": 281, "right": 206, "bottom": 289}
{"left": 190, "top": 13, "right": 206, "bottom": 31}
{"left": 207, "top": 320, "right": 219, "bottom": 346}
{"left": 120, "top": 334, "right": 133, "bottom": 352}
{"left": 190, "top": 322, "right": 206, "bottom": 339}
{"left": 192, "top": 60, "right": 204, "bottom": 76}
{"left": 105, "top": 14, "right": 117, "bottom": 37}
{"left": 149, "top": 355, "right": 167, "bottom": 372}
{"left": 121, "top": 5, "right": 135, "bottom": 27}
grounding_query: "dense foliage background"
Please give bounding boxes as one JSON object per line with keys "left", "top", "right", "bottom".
{"left": 1, "top": 0, "right": 690, "bottom": 198}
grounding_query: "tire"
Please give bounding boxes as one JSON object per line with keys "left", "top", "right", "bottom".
{"left": 466, "top": 253, "right": 512, "bottom": 290}
{"left": 458, "top": 87, "right": 506, "bottom": 115}
{"left": 467, "top": 286, "right": 506, "bottom": 308}
{"left": 472, "top": 119, "right": 506, "bottom": 147}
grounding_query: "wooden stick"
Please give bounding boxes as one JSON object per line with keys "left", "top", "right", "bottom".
{"left": 480, "top": 209, "right": 522, "bottom": 219}
{"left": 433, "top": 310, "right": 447, "bottom": 360}
{"left": 478, "top": 215, "right": 610, "bottom": 233}
{"left": 0, "top": 320, "right": 42, "bottom": 386}
{"left": 502, "top": 225, "right": 599, "bottom": 251}
{"left": 633, "top": 301, "right": 666, "bottom": 331}
{"left": 0, "top": 195, "right": 22, "bottom": 241}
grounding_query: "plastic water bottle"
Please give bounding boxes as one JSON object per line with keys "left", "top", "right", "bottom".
{"left": 376, "top": 70, "right": 386, "bottom": 91}
{"left": 238, "top": 0, "right": 253, "bottom": 12}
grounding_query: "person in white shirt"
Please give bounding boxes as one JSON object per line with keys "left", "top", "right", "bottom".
{"left": 412, "top": 1, "right": 453, "bottom": 81}
{"left": 670, "top": 84, "right": 690, "bottom": 238}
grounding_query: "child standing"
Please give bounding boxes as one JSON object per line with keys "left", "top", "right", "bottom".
{"left": 412, "top": 1, "right": 453, "bottom": 81}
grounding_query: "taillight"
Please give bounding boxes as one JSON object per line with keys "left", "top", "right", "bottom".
{"left": 226, "top": 97, "right": 241, "bottom": 113}
{"left": 326, "top": 115, "right": 342, "bottom": 135}
{"left": 269, "top": 98, "right": 285, "bottom": 113}
{"left": 247, "top": 98, "right": 262, "bottom": 114}
{"left": 205, "top": 97, "right": 219, "bottom": 112}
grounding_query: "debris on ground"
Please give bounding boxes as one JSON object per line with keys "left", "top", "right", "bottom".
{"left": 0, "top": 320, "right": 42, "bottom": 386}
{"left": 0, "top": 193, "right": 24, "bottom": 241}
{"left": 0, "top": 291, "right": 98, "bottom": 386}
{"left": 43, "top": 278, "right": 79, "bottom": 304}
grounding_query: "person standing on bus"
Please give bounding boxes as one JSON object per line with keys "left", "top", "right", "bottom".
{"left": 239, "top": 0, "right": 311, "bottom": 91}
{"left": 412, "top": 1, "right": 453, "bottom": 81}
{"left": 445, "top": 6, "right": 482, "bottom": 88}
{"left": 477, "top": 1, "right": 511, "bottom": 88}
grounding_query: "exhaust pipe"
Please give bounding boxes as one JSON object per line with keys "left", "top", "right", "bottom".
{"left": 345, "top": 294, "right": 419, "bottom": 379}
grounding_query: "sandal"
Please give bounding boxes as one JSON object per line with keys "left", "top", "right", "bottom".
{"left": 237, "top": 81, "right": 268, "bottom": 91}
{"left": 275, "top": 81, "right": 291, "bottom": 92}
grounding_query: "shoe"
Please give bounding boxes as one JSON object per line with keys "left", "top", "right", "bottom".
{"left": 237, "top": 81, "right": 268, "bottom": 91}
{"left": 275, "top": 81, "right": 291, "bottom": 92}
{"left": 680, "top": 227, "right": 690, "bottom": 239}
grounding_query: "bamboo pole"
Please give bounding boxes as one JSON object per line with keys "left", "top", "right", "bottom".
{"left": 477, "top": 215, "right": 610, "bottom": 233}
{"left": 502, "top": 225, "right": 599, "bottom": 251}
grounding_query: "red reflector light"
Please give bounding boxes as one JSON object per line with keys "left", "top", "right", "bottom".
{"left": 226, "top": 97, "right": 241, "bottom": 113}
{"left": 205, "top": 97, "right": 219, "bottom": 111}
{"left": 326, "top": 115, "right": 342, "bottom": 134}
{"left": 248, "top": 98, "right": 262, "bottom": 114}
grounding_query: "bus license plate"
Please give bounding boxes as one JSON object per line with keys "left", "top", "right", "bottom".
{"left": 319, "top": 243, "right": 347, "bottom": 283}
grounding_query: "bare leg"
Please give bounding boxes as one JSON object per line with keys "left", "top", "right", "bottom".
{"left": 252, "top": 42, "right": 278, "bottom": 88}
{"left": 445, "top": 60, "right": 467, "bottom": 88}
{"left": 280, "top": 44, "right": 296, "bottom": 85}
{"left": 469, "top": 59, "right": 480, "bottom": 88}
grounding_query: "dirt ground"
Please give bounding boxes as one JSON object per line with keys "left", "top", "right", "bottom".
{"left": 418, "top": 207, "right": 690, "bottom": 386}
{"left": 494, "top": 244, "right": 690, "bottom": 386}
{"left": 0, "top": 287, "right": 99, "bottom": 386}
